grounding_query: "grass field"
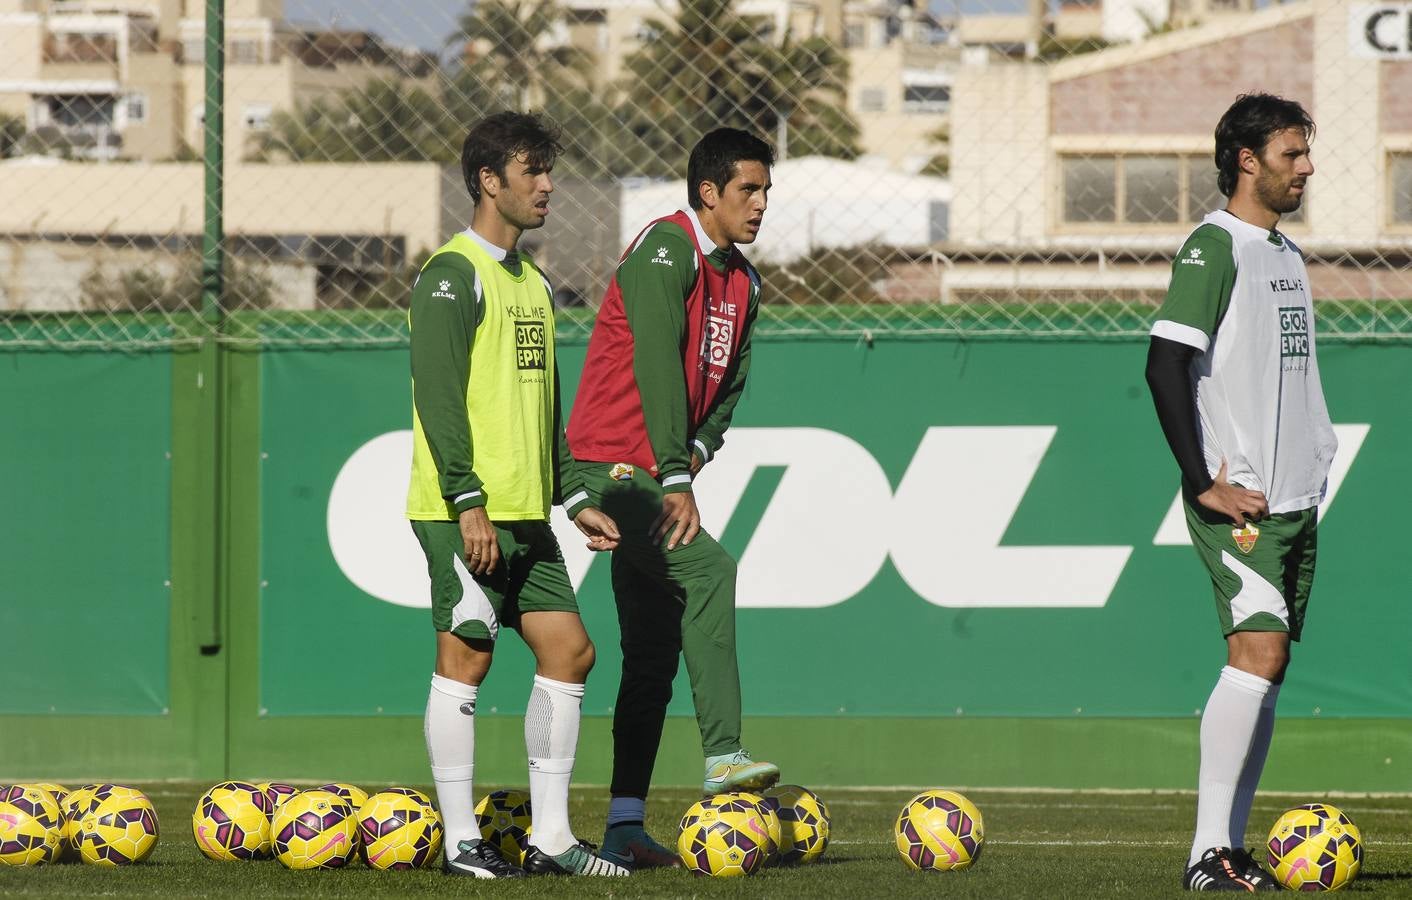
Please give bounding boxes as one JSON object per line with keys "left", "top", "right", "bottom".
{"left": 1, "top": 783, "right": 1408, "bottom": 897}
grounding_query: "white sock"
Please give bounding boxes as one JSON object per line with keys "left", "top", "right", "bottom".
{"left": 607, "top": 796, "right": 646, "bottom": 828}
{"left": 1189, "top": 665, "right": 1272, "bottom": 867}
{"left": 1228, "top": 682, "right": 1280, "bottom": 848}
{"left": 426, "top": 673, "right": 479, "bottom": 851}
{"left": 524, "top": 675, "right": 584, "bottom": 856}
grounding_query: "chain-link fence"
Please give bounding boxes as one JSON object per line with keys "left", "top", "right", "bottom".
{"left": 1, "top": 0, "right": 1410, "bottom": 348}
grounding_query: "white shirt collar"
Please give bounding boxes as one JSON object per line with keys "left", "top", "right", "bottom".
{"left": 682, "top": 207, "right": 722, "bottom": 254}
{"left": 462, "top": 226, "right": 510, "bottom": 261}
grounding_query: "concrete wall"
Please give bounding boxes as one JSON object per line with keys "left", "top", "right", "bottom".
{"left": 951, "top": 60, "right": 1048, "bottom": 245}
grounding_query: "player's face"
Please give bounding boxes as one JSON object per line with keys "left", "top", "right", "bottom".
{"left": 711, "top": 160, "right": 771, "bottom": 245}
{"left": 486, "top": 152, "right": 554, "bottom": 231}
{"left": 1253, "top": 128, "right": 1313, "bottom": 216}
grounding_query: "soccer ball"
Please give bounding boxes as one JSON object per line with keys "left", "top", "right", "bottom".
{"left": 895, "top": 789, "right": 984, "bottom": 872}
{"left": 75, "top": 785, "right": 160, "bottom": 866}
{"left": 1266, "top": 803, "right": 1362, "bottom": 891}
{"left": 732, "top": 792, "right": 782, "bottom": 862}
{"left": 763, "top": 784, "right": 831, "bottom": 865}
{"left": 25, "top": 783, "right": 70, "bottom": 810}
{"left": 60, "top": 784, "right": 105, "bottom": 857}
{"left": 677, "top": 794, "right": 770, "bottom": 877}
{"left": 257, "top": 782, "right": 299, "bottom": 816}
{"left": 317, "top": 783, "right": 369, "bottom": 812}
{"left": 475, "top": 789, "right": 532, "bottom": 865}
{"left": 271, "top": 789, "right": 358, "bottom": 869}
{"left": 192, "top": 781, "right": 273, "bottom": 861}
{"left": 0, "top": 784, "right": 63, "bottom": 866}
{"left": 357, "top": 789, "right": 443, "bottom": 870}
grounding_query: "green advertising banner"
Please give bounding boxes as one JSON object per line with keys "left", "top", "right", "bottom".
{"left": 0, "top": 351, "right": 172, "bottom": 715}
{"left": 258, "top": 339, "right": 1411, "bottom": 720}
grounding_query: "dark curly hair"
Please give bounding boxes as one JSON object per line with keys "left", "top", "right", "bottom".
{"left": 1214, "top": 93, "right": 1314, "bottom": 197}
{"left": 461, "top": 111, "right": 562, "bottom": 204}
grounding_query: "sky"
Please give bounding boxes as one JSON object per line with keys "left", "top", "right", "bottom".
{"left": 282, "top": 0, "right": 1032, "bottom": 53}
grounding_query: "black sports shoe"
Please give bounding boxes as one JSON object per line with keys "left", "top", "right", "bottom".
{"left": 522, "top": 840, "right": 630, "bottom": 876}
{"left": 1184, "top": 847, "right": 1258, "bottom": 891}
{"left": 1230, "top": 847, "right": 1281, "bottom": 891}
{"left": 443, "top": 838, "right": 525, "bottom": 878}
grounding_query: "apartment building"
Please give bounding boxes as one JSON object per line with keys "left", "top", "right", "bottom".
{"left": 0, "top": 0, "right": 433, "bottom": 162}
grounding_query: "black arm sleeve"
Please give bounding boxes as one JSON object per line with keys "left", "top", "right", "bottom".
{"left": 1145, "top": 336, "right": 1214, "bottom": 496}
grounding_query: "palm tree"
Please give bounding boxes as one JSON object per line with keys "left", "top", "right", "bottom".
{"left": 614, "top": 0, "right": 859, "bottom": 176}
{"left": 262, "top": 78, "right": 469, "bottom": 163}
{"left": 452, "top": 0, "right": 592, "bottom": 110}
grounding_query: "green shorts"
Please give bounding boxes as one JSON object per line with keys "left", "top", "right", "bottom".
{"left": 410, "top": 519, "right": 579, "bottom": 641}
{"left": 1182, "top": 491, "right": 1317, "bottom": 641}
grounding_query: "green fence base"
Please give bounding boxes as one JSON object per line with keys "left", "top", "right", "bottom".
{"left": 8, "top": 715, "right": 1395, "bottom": 792}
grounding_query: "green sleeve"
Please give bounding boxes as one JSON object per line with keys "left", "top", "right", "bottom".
{"left": 619, "top": 223, "right": 698, "bottom": 492}
{"left": 1151, "top": 224, "right": 1236, "bottom": 351}
{"left": 554, "top": 362, "right": 592, "bottom": 518}
{"left": 409, "top": 259, "right": 484, "bottom": 514}
{"left": 692, "top": 266, "right": 761, "bottom": 465}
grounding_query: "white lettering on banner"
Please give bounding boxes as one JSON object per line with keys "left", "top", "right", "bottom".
{"left": 691, "top": 428, "right": 894, "bottom": 608}
{"left": 888, "top": 427, "right": 1133, "bottom": 608}
{"left": 1350, "top": 4, "right": 1412, "bottom": 59}
{"left": 1151, "top": 424, "right": 1369, "bottom": 546}
{"left": 327, "top": 425, "right": 1364, "bottom": 611}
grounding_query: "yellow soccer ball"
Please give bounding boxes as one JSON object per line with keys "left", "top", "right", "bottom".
{"left": 677, "top": 794, "right": 770, "bottom": 877}
{"left": 257, "top": 782, "right": 300, "bottom": 816}
{"left": 1266, "top": 803, "right": 1363, "bottom": 891}
{"left": 192, "top": 781, "right": 273, "bottom": 861}
{"left": 316, "top": 783, "right": 369, "bottom": 812}
{"left": 75, "top": 785, "right": 160, "bottom": 866}
{"left": 356, "top": 789, "right": 443, "bottom": 870}
{"left": 474, "top": 789, "right": 533, "bottom": 865}
{"left": 0, "top": 784, "right": 63, "bottom": 866}
{"left": 894, "top": 789, "right": 984, "bottom": 872}
{"left": 763, "top": 784, "right": 831, "bottom": 865}
{"left": 732, "top": 792, "right": 782, "bottom": 863}
{"left": 271, "top": 789, "right": 358, "bottom": 870}
{"left": 59, "top": 784, "right": 104, "bottom": 857}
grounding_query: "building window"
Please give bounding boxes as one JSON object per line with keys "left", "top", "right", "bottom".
{"left": 230, "top": 39, "right": 261, "bottom": 65}
{"left": 858, "top": 87, "right": 886, "bottom": 113}
{"left": 902, "top": 84, "right": 950, "bottom": 114}
{"left": 1123, "top": 155, "right": 1180, "bottom": 223}
{"left": 244, "top": 104, "right": 272, "bottom": 132}
{"left": 1061, "top": 154, "right": 1302, "bottom": 227}
{"left": 1390, "top": 153, "right": 1412, "bottom": 225}
{"left": 182, "top": 38, "right": 204, "bottom": 64}
{"left": 125, "top": 93, "right": 148, "bottom": 125}
{"left": 1062, "top": 156, "right": 1116, "bottom": 223}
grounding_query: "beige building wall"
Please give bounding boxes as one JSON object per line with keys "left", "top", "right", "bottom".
{"left": 1312, "top": 0, "right": 1379, "bottom": 243}
{"left": 122, "top": 51, "right": 182, "bottom": 159}
{"left": 0, "top": 15, "right": 43, "bottom": 83}
{"left": 951, "top": 60, "right": 1048, "bottom": 245}
{"left": 0, "top": 162, "right": 447, "bottom": 253}
{"left": 847, "top": 43, "right": 951, "bottom": 169}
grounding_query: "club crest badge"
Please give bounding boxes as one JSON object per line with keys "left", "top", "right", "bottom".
{"left": 1232, "top": 523, "right": 1260, "bottom": 554}
{"left": 609, "top": 463, "right": 635, "bottom": 482}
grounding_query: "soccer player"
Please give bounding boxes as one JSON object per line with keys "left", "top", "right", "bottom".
{"left": 1145, "top": 94, "right": 1336, "bottom": 892}
{"left": 564, "top": 127, "right": 780, "bottom": 869}
{"left": 407, "top": 111, "right": 628, "bottom": 879}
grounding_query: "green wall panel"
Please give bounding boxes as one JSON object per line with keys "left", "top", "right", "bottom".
{"left": 252, "top": 339, "right": 1411, "bottom": 725}
{"left": 0, "top": 351, "right": 172, "bottom": 715}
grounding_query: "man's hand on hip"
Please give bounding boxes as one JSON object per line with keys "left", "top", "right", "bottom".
{"left": 651, "top": 490, "right": 701, "bottom": 550}
{"left": 1198, "top": 459, "right": 1269, "bottom": 527}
